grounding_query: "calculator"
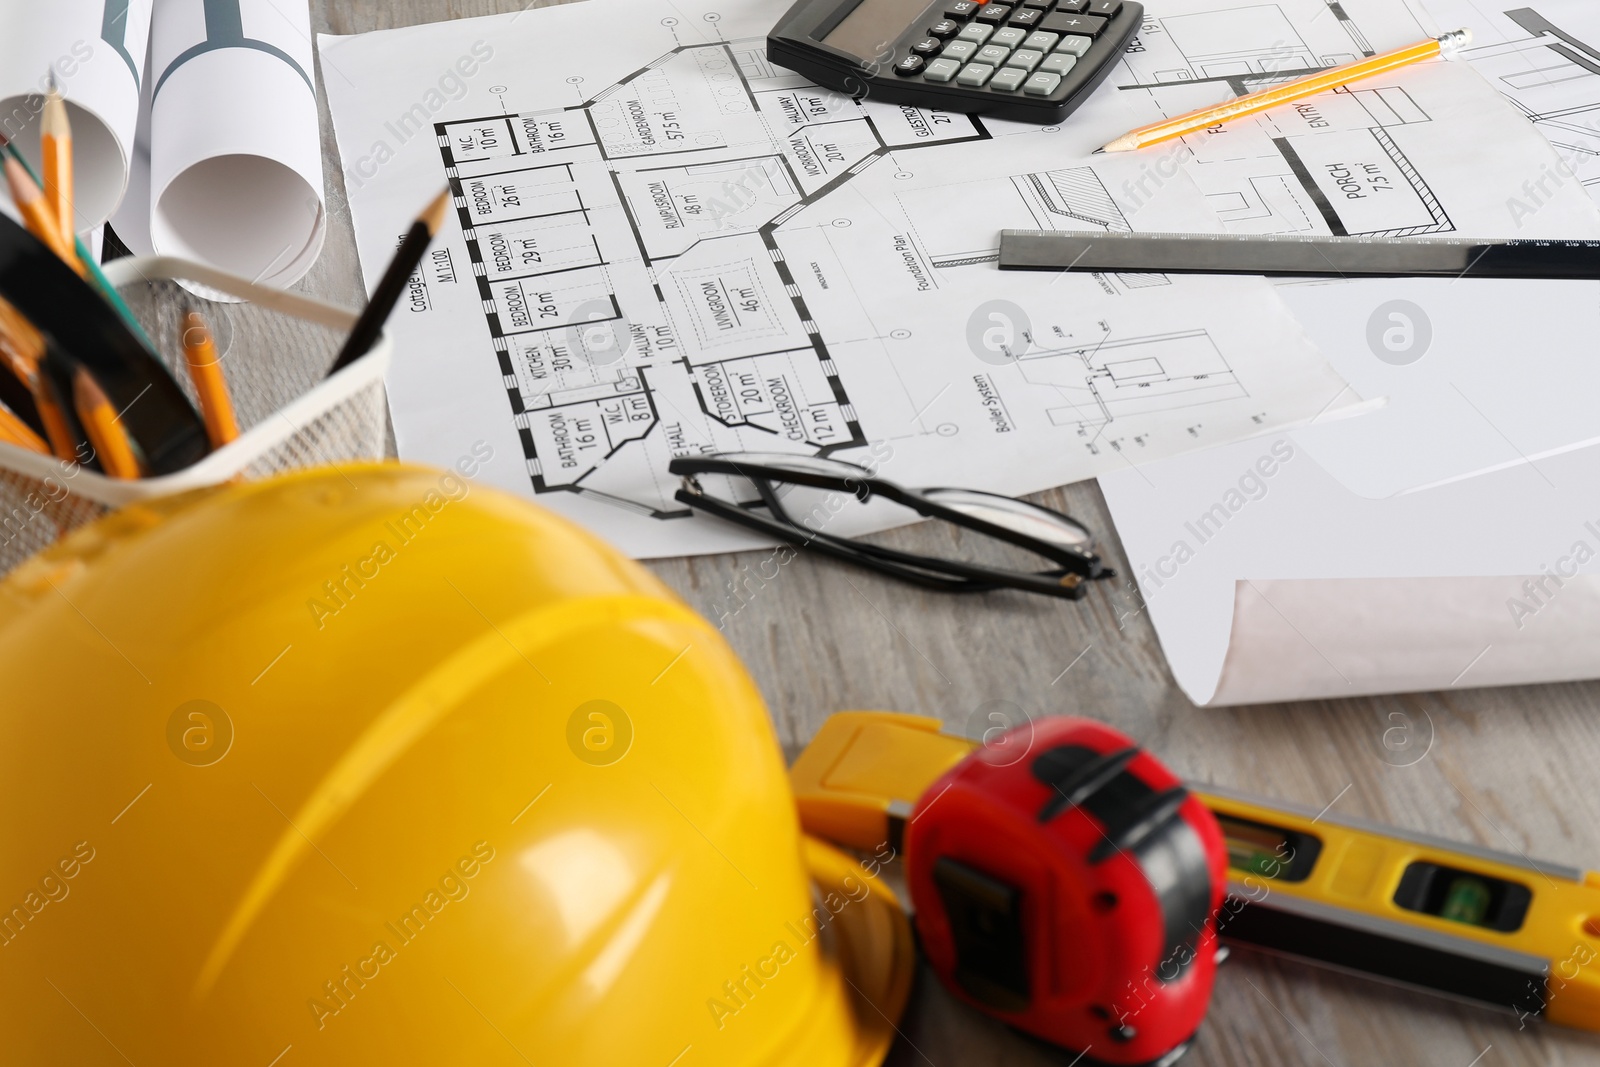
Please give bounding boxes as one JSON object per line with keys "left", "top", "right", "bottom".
{"left": 769, "top": 0, "right": 1143, "bottom": 123}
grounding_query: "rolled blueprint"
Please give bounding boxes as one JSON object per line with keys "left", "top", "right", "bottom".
{"left": 147, "top": 0, "right": 324, "bottom": 287}
{"left": 1207, "top": 576, "right": 1600, "bottom": 706}
{"left": 0, "top": 0, "right": 154, "bottom": 231}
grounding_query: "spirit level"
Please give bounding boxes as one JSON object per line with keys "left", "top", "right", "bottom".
{"left": 792, "top": 712, "right": 1600, "bottom": 1053}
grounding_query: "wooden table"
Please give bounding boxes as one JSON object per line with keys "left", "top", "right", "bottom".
{"left": 296, "top": 4, "right": 1600, "bottom": 1063}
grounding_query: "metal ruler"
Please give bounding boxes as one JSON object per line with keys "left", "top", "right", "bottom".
{"left": 997, "top": 229, "right": 1600, "bottom": 279}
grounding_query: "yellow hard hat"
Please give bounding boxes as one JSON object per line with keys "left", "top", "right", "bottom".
{"left": 0, "top": 462, "right": 912, "bottom": 1066}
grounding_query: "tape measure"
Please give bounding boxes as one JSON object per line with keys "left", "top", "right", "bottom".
{"left": 791, "top": 713, "right": 1600, "bottom": 1062}
{"left": 793, "top": 712, "right": 1226, "bottom": 1065}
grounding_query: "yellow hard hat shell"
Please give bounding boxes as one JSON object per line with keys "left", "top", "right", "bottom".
{"left": 0, "top": 463, "right": 911, "bottom": 1066}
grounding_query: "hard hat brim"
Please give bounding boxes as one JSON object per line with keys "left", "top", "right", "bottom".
{"left": 777, "top": 835, "right": 916, "bottom": 1067}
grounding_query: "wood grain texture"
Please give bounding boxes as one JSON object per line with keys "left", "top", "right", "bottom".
{"left": 288, "top": 3, "right": 1600, "bottom": 1062}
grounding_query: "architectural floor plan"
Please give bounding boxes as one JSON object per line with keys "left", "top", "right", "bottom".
{"left": 425, "top": 38, "right": 1302, "bottom": 527}
{"left": 432, "top": 44, "right": 971, "bottom": 516}
{"left": 317, "top": 0, "right": 1355, "bottom": 555}
{"left": 1109, "top": 0, "right": 1460, "bottom": 237}
{"left": 1425, "top": 0, "right": 1600, "bottom": 203}
{"left": 319, "top": 0, "right": 1590, "bottom": 554}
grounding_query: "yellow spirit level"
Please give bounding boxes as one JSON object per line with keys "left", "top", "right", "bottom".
{"left": 791, "top": 712, "right": 1600, "bottom": 1033}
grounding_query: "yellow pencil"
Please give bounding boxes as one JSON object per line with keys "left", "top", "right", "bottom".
{"left": 73, "top": 367, "right": 140, "bottom": 479}
{"left": 0, "top": 400, "right": 48, "bottom": 455}
{"left": 2, "top": 154, "right": 84, "bottom": 276}
{"left": 1099, "top": 29, "right": 1472, "bottom": 153}
{"left": 0, "top": 294, "right": 43, "bottom": 357}
{"left": 180, "top": 308, "right": 238, "bottom": 447}
{"left": 32, "top": 355, "right": 80, "bottom": 462}
{"left": 41, "top": 79, "right": 74, "bottom": 238}
{"left": 181, "top": 309, "right": 240, "bottom": 448}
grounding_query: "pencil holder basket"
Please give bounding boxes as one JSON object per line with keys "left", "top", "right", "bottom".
{"left": 0, "top": 255, "right": 391, "bottom": 580}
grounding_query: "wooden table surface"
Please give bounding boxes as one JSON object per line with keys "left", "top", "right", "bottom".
{"left": 293, "top": 3, "right": 1600, "bottom": 1064}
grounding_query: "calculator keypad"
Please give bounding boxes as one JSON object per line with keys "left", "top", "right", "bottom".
{"left": 1024, "top": 70, "right": 1062, "bottom": 95}
{"left": 887, "top": 0, "right": 1136, "bottom": 108}
{"left": 1038, "top": 51, "right": 1078, "bottom": 74}
{"left": 957, "top": 62, "right": 995, "bottom": 86}
{"left": 989, "top": 67, "right": 1029, "bottom": 91}
{"left": 1038, "top": 12, "right": 1106, "bottom": 35}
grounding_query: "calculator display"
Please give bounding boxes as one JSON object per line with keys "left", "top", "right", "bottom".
{"left": 822, "top": 0, "right": 943, "bottom": 61}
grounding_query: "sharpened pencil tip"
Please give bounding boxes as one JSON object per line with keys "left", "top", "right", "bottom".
{"left": 421, "top": 187, "right": 452, "bottom": 236}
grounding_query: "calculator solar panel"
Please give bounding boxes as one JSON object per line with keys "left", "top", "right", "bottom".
{"left": 769, "top": 0, "right": 1142, "bottom": 122}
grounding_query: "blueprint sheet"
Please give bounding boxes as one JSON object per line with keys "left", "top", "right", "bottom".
{"left": 320, "top": 0, "right": 1355, "bottom": 558}
{"left": 1109, "top": 0, "right": 1600, "bottom": 498}
{"left": 1097, "top": 0, "right": 1600, "bottom": 703}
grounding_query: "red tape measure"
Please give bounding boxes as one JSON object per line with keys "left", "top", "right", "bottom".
{"left": 908, "top": 717, "right": 1226, "bottom": 1064}
{"left": 792, "top": 713, "right": 1226, "bottom": 1065}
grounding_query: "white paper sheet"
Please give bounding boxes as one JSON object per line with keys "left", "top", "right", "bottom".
{"left": 143, "top": 0, "right": 324, "bottom": 287}
{"left": 1422, "top": 0, "right": 1600, "bottom": 203}
{"left": 320, "top": 0, "right": 1358, "bottom": 558}
{"left": 1098, "top": 0, "right": 1600, "bottom": 706}
{"left": 1103, "top": 0, "right": 1600, "bottom": 499}
{"left": 1209, "top": 575, "right": 1600, "bottom": 706}
{"left": 1100, "top": 431, "right": 1600, "bottom": 705}
{"left": 0, "top": 0, "right": 154, "bottom": 231}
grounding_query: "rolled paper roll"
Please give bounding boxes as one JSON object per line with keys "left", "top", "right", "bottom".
{"left": 0, "top": 0, "right": 155, "bottom": 232}
{"left": 147, "top": 0, "right": 325, "bottom": 290}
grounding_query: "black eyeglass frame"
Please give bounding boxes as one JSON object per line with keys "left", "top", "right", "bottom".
{"left": 669, "top": 453, "right": 1111, "bottom": 600}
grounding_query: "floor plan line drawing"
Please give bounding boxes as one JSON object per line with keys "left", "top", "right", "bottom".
{"left": 1013, "top": 329, "right": 1245, "bottom": 435}
{"left": 901, "top": 164, "right": 1135, "bottom": 268}
{"left": 1112, "top": 2, "right": 1460, "bottom": 238}
{"left": 1457, "top": 6, "right": 1600, "bottom": 194}
{"left": 434, "top": 38, "right": 1000, "bottom": 517}
{"left": 321, "top": 0, "right": 1417, "bottom": 553}
{"left": 1115, "top": 1, "right": 1377, "bottom": 94}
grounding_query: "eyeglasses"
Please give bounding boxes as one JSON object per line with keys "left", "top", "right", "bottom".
{"left": 669, "top": 452, "right": 1113, "bottom": 600}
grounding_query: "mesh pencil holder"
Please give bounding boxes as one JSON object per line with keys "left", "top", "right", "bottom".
{"left": 0, "top": 256, "right": 391, "bottom": 579}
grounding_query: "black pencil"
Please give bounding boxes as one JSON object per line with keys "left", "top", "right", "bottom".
{"left": 326, "top": 187, "right": 451, "bottom": 375}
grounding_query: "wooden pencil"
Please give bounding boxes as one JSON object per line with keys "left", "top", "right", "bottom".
{"left": 181, "top": 309, "right": 240, "bottom": 447}
{"left": 0, "top": 136, "right": 153, "bottom": 349}
{"left": 41, "top": 80, "right": 73, "bottom": 237}
{"left": 73, "top": 366, "right": 140, "bottom": 478}
{"left": 1099, "top": 30, "right": 1472, "bottom": 153}
{"left": 0, "top": 399, "right": 48, "bottom": 454}
{"left": 34, "top": 348, "right": 86, "bottom": 463}
{"left": 326, "top": 187, "right": 451, "bottom": 375}
{"left": 2, "top": 155, "right": 83, "bottom": 276}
